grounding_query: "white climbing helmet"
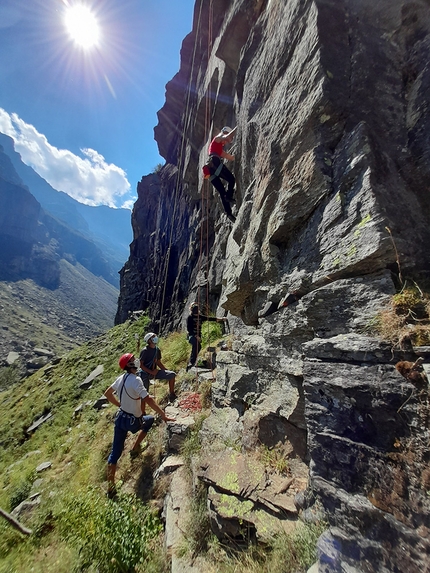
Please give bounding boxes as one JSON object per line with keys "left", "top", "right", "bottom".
{"left": 221, "top": 126, "right": 232, "bottom": 134}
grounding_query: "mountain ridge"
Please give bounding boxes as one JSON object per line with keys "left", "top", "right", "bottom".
{"left": 0, "top": 132, "right": 132, "bottom": 287}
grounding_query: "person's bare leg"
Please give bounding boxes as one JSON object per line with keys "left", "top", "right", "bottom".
{"left": 169, "top": 377, "right": 176, "bottom": 395}
{"left": 107, "top": 463, "right": 116, "bottom": 494}
{"left": 131, "top": 430, "right": 147, "bottom": 452}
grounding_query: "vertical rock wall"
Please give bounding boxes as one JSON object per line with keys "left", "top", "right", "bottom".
{"left": 116, "top": 1, "right": 430, "bottom": 569}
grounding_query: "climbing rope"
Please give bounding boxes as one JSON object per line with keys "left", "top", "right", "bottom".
{"left": 196, "top": 0, "right": 216, "bottom": 379}
{"left": 156, "top": 0, "right": 209, "bottom": 334}
{"left": 153, "top": 0, "right": 219, "bottom": 381}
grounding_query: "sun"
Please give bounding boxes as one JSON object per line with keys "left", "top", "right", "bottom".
{"left": 64, "top": 4, "right": 100, "bottom": 49}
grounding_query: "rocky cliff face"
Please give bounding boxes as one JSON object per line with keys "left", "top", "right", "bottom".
{"left": 117, "top": 1, "right": 430, "bottom": 570}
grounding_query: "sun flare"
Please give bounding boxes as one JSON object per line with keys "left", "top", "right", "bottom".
{"left": 64, "top": 4, "right": 100, "bottom": 49}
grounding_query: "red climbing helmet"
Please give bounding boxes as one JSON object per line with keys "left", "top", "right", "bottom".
{"left": 119, "top": 353, "right": 135, "bottom": 370}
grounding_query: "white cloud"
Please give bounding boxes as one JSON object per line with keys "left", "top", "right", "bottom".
{"left": 121, "top": 198, "right": 136, "bottom": 210}
{"left": 0, "top": 107, "right": 131, "bottom": 207}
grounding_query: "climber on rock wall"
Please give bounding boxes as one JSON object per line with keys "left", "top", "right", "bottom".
{"left": 202, "top": 125, "right": 237, "bottom": 223}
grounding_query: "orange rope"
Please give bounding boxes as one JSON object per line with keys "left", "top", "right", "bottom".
{"left": 196, "top": 0, "right": 215, "bottom": 378}
{"left": 157, "top": 0, "right": 206, "bottom": 334}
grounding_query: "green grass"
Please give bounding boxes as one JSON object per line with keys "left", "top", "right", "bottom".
{"left": 158, "top": 331, "right": 190, "bottom": 371}
{"left": 196, "top": 522, "right": 325, "bottom": 573}
{"left": 201, "top": 320, "right": 224, "bottom": 348}
{"left": 258, "top": 444, "right": 290, "bottom": 475}
{"left": 180, "top": 413, "right": 209, "bottom": 469}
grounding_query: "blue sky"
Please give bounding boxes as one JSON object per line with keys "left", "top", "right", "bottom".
{"left": 0, "top": 0, "right": 195, "bottom": 208}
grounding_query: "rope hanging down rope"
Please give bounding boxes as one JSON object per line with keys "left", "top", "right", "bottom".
{"left": 197, "top": 0, "right": 216, "bottom": 378}
{"left": 156, "top": 0, "right": 212, "bottom": 334}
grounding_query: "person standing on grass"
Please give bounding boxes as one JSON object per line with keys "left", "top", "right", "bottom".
{"left": 139, "top": 332, "right": 177, "bottom": 402}
{"left": 104, "top": 353, "right": 175, "bottom": 498}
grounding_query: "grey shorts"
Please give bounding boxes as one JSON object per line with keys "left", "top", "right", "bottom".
{"left": 139, "top": 369, "right": 175, "bottom": 391}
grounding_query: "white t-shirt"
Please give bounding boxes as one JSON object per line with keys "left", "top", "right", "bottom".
{"left": 110, "top": 372, "right": 148, "bottom": 417}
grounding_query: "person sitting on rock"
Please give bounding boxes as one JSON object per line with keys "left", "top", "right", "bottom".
{"left": 186, "top": 303, "right": 227, "bottom": 371}
{"left": 104, "top": 353, "right": 175, "bottom": 498}
{"left": 139, "top": 332, "right": 177, "bottom": 402}
{"left": 202, "top": 126, "right": 237, "bottom": 223}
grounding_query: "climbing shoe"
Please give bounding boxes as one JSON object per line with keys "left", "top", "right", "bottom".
{"left": 227, "top": 213, "right": 236, "bottom": 223}
{"left": 130, "top": 442, "right": 148, "bottom": 459}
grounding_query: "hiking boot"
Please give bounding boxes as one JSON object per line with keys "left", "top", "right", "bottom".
{"left": 130, "top": 442, "right": 148, "bottom": 459}
{"left": 130, "top": 448, "right": 140, "bottom": 459}
{"left": 107, "top": 485, "right": 117, "bottom": 500}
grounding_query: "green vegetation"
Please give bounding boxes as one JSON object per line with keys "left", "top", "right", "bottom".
{"left": 56, "top": 488, "right": 164, "bottom": 573}
{"left": 0, "top": 314, "right": 174, "bottom": 572}
{"left": 158, "top": 331, "right": 190, "bottom": 371}
{"left": 180, "top": 413, "right": 209, "bottom": 470}
{"left": 177, "top": 481, "right": 212, "bottom": 558}
{"left": 209, "top": 522, "right": 324, "bottom": 573}
{"left": 0, "top": 364, "right": 21, "bottom": 391}
{"left": 158, "top": 319, "right": 223, "bottom": 371}
{"left": 258, "top": 444, "right": 290, "bottom": 475}
{"left": 178, "top": 514, "right": 324, "bottom": 573}
{"left": 152, "top": 163, "right": 164, "bottom": 173}
{"left": 200, "top": 319, "right": 224, "bottom": 348}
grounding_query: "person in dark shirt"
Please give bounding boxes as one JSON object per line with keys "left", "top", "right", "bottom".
{"left": 186, "top": 303, "right": 226, "bottom": 371}
{"left": 139, "top": 332, "right": 177, "bottom": 402}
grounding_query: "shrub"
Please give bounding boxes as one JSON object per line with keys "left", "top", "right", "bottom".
{"left": 152, "top": 163, "right": 164, "bottom": 173}
{"left": 57, "top": 488, "right": 163, "bottom": 572}
{"left": 9, "top": 475, "right": 34, "bottom": 511}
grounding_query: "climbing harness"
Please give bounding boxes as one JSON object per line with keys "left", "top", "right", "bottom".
{"left": 116, "top": 373, "right": 146, "bottom": 433}
{"left": 202, "top": 155, "right": 224, "bottom": 181}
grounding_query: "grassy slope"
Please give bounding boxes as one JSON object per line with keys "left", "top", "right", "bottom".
{"left": 0, "top": 314, "right": 155, "bottom": 572}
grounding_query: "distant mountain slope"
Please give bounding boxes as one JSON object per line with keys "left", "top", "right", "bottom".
{"left": 0, "top": 160, "right": 117, "bottom": 288}
{"left": 0, "top": 259, "right": 119, "bottom": 370}
{"left": 0, "top": 146, "right": 119, "bottom": 374}
{"left": 0, "top": 133, "right": 132, "bottom": 286}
